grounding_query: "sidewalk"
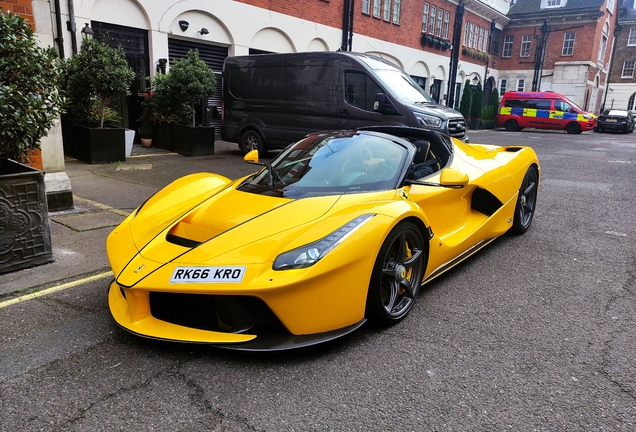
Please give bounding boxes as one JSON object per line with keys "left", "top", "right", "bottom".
{"left": 0, "top": 140, "right": 255, "bottom": 295}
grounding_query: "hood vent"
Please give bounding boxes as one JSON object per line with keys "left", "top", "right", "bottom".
{"left": 167, "top": 221, "right": 219, "bottom": 248}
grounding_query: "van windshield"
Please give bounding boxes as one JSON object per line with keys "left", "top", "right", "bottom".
{"left": 373, "top": 69, "right": 434, "bottom": 104}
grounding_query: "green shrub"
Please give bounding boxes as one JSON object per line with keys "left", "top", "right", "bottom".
{"left": 0, "top": 11, "right": 64, "bottom": 161}
{"left": 459, "top": 80, "right": 472, "bottom": 119}
{"left": 471, "top": 81, "right": 483, "bottom": 119}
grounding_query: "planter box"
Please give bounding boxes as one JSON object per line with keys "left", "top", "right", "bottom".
{"left": 152, "top": 123, "right": 173, "bottom": 151}
{"left": 124, "top": 129, "right": 135, "bottom": 158}
{"left": 0, "top": 159, "right": 53, "bottom": 274}
{"left": 73, "top": 125, "right": 126, "bottom": 164}
{"left": 172, "top": 125, "right": 215, "bottom": 157}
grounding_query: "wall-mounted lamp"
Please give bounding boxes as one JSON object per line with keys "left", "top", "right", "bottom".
{"left": 156, "top": 58, "right": 168, "bottom": 74}
{"left": 472, "top": 76, "right": 479, "bottom": 85}
{"left": 431, "top": 75, "right": 435, "bottom": 80}
{"left": 179, "top": 20, "right": 189, "bottom": 32}
{"left": 199, "top": 28, "right": 209, "bottom": 35}
{"left": 80, "top": 23, "right": 94, "bottom": 40}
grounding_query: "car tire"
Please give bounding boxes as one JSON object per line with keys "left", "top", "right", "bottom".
{"left": 510, "top": 166, "right": 538, "bottom": 235}
{"left": 565, "top": 122, "right": 581, "bottom": 134}
{"left": 504, "top": 119, "right": 518, "bottom": 132}
{"left": 365, "top": 222, "right": 427, "bottom": 326}
{"left": 240, "top": 130, "right": 267, "bottom": 157}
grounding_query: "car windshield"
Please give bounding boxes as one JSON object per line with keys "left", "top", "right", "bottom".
{"left": 357, "top": 55, "right": 433, "bottom": 104}
{"left": 605, "top": 110, "right": 628, "bottom": 117}
{"left": 238, "top": 131, "right": 409, "bottom": 198}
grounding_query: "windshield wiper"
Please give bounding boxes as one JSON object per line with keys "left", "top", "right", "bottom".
{"left": 267, "top": 163, "right": 284, "bottom": 188}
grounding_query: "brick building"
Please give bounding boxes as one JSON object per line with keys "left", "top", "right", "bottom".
{"left": 496, "top": 0, "right": 618, "bottom": 114}
{"left": 606, "top": 0, "right": 636, "bottom": 110}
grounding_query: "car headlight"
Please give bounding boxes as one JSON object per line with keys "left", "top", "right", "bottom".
{"left": 273, "top": 214, "right": 375, "bottom": 270}
{"left": 583, "top": 114, "right": 592, "bottom": 120}
{"left": 414, "top": 112, "right": 443, "bottom": 129}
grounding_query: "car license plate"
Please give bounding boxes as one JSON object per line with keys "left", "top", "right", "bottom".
{"left": 606, "top": 119, "right": 617, "bottom": 122}
{"left": 170, "top": 266, "right": 246, "bottom": 283}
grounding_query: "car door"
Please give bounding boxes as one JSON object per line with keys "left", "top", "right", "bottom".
{"left": 337, "top": 71, "right": 388, "bottom": 129}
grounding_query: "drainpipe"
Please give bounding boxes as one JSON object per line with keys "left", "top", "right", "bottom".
{"left": 446, "top": 3, "right": 465, "bottom": 109}
{"left": 67, "top": 0, "right": 77, "bottom": 54}
{"left": 53, "top": 0, "right": 65, "bottom": 58}
{"left": 341, "top": 0, "right": 354, "bottom": 51}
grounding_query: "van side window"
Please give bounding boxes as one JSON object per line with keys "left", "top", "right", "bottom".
{"left": 526, "top": 99, "right": 551, "bottom": 110}
{"left": 504, "top": 99, "right": 527, "bottom": 109}
{"left": 345, "top": 72, "right": 383, "bottom": 111}
{"left": 554, "top": 101, "right": 572, "bottom": 112}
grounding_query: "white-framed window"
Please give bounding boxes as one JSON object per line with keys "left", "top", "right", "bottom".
{"left": 362, "top": 0, "right": 371, "bottom": 15}
{"left": 422, "top": 2, "right": 429, "bottom": 32}
{"left": 429, "top": 6, "right": 436, "bottom": 34}
{"left": 463, "top": 20, "right": 470, "bottom": 46}
{"left": 469, "top": 22, "right": 475, "bottom": 48}
{"left": 502, "top": 35, "right": 514, "bottom": 57}
{"left": 520, "top": 35, "right": 532, "bottom": 57}
{"left": 373, "top": 0, "right": 381, "bottom": 18}
{"left": 392, "top": 0, "right": 401, "bottom": 24}
{"left": 628, "top": 28, "right": 636, "bottom": 45}
{"left": 516, "top": 78, "right": 525, "bottom": 91}
{"left": 598, "top": 22, "right": 609, "bottom": 62}
{"left": 562, "top": 32, "right": 575, "bottom": 56}
{"left": 628, "top": 93, "right": 636, "bottom": 111}
{"left": 546, "top": 0, "right": 562, "bottom": 7}
{"left": 608, "top": 0, "right": 615, "bottom": 12}
{"left": 499, "top": 78, "right": 508, "bottom": 95}
{"left": 436, "top": 8, "right": 443, "bottom": 36}
{"left": 484, "top": 30, "right": 490, "bottom": 52}
{"left": 443, "top": 11, "right": 450, "bottom": 39}
{"left": 622, "top": 60, "right": 635, "bottom": 77}
{"left": 383, "top": 0, "right": 391, "bottom": 21}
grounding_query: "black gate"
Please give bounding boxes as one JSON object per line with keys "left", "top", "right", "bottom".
{"left": 168, "top": 38, "right": 228, "bottom": 135}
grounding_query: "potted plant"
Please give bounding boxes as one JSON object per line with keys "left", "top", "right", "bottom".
{"left": 165, "top": 50, "right": 217, "bottom": 156}
{"left": 62, "top": 37, "right": 135, "bottom": 164}
{"left": 0, "top": 11, "right": 63, "bottom": 273}
{"left": 139, "top": 90, "right": 154, "bottom": 147}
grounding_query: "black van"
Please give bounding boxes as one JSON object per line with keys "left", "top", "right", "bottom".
{"left": 222, "top": 51, "right": 467, "bottom": 155}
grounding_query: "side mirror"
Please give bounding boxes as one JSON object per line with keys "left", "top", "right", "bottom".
{"left": 244, "top": 150, "right": 259, "bottom": 164}
{"left": 373, "top": 93, "right": 386, "bottom": 113}
{"left": 439, "top": 168, "right": 469, "bottom": 188}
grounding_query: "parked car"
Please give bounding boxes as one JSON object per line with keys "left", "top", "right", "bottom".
{"left": 222, "top": 52, "right": 468, "bottom": 155}
{"left": 106, "top": 126, "right": 539, "bottom": 350}
{"left": 496, "top": 91, "right": 595, "bottom": 134}
{"left": 595, "top": 109, "right": 635, "bottom": 133}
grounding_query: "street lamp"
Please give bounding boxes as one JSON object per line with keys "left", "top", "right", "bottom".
{"left": 80, "top": 23, "right": 94, "bottom": 40}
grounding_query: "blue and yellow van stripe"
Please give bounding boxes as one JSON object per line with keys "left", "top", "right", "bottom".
{"left": 499, "top": 107, "right": 588, "bottom": 121}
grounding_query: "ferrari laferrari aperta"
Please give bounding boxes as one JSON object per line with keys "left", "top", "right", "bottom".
{"left": 107, "top": 126, "right": 539, "bottom": 350}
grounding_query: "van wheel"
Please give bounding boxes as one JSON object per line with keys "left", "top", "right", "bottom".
{"left": 565, "top": 122, "right": 581, "bottom": 134}
{"left": 240, "top": 130, "right": 266, "bottom": 156}
{"left": 504, "top": 119, "right": 518, "bottom": 131}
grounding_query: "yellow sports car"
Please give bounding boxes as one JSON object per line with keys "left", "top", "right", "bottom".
{"left": 107, "top": 126, "right": 539, "bottom": 350}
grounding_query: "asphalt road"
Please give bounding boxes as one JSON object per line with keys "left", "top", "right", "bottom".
{"left": 1, "top": 128, "right": 634, "bottom": 431}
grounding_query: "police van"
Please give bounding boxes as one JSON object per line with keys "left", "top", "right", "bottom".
{"left": 496, "top": 91, "right": 595, "bottom": 134}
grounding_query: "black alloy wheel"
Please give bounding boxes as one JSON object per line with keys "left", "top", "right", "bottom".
{"left": 366, "top": 222, "right": 427, "bottom": 325}
{"left": 510, "top": 166, "right": 538, "bottom": 235}
{"left": 240, "top": 130, "right": 266, "bottom": 156}
{"left": 565, "top": 122, "right": 581, "bottom": 134}
{"left": 504, "top": 119, "right": 518, "bottom": 132}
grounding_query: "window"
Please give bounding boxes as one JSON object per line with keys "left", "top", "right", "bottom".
{"left": 598, "top": 34, "right": 607, "bottom": 63}
{"left": 546, "top": 0, "right": 562, "bottom": 6}
{"left": 478, "top": 27, "right": 484, "bottom": 52}
{"left": 362, "top": 0, "right": 370, "bottom": 14}
{"left": 422, "top": 3, "right": 429, "bottom": 33}
{"left": 516, "top": 78, "right": 525, "bottom": 91}
{"left": 464, "top": 21, "right": 470, "bottom": 46}
{"left": 436, "top": 9, "right": 443, "bottom": 36}
{"left": 628, "top": 93, "right": 636, "bottom": 111}
{"left": 345, "top": 72, "right": 383, "bottom": 111}
{"left": 562, "top": 32, "right": 575, "bottom": 56}
{"left": 554, "top": 101, "right": 571, "bottom": 112}
{"left": 499, "top": 78, "right": 507, "bottom": 95}
{"left": 608, "top": 0, "right": 615, "bottom": 12}
{"left": 628, "top": 28, "right": 636, "bottom": 46}
{"left": 469, "top": 22, "right": 475, "bottom": 48}
{"left": 622, "top": 61, "right": 635, "bottom": 77}
{"left": 373, "top": 0, "right": 381, "bottom": 18}
{"left": 383, "top": 0, "right": 391, "bottom": 21}
{"left": 483, "top": 30, "right": 490, "bottom": 52}
{"left": 443, "top": 11, "right": 450, "bottom": 39}
{"left": 491, "top": 28, "right": 501, "bottom": 54}
{"left": 411, "top": 75, "right": 427, "bottom": 92}
{"left": 520, "top": 35, "right": 532, "bottom": 57}
{"left": 429, "top": 6, "right": 436, "bottom": 34}
{"left": 393, "top": 0, "right": 401, "bottom": 24}
{"left": 502, "top": 35, "right": 514, "bottom": 57}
